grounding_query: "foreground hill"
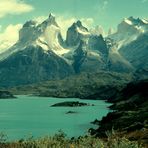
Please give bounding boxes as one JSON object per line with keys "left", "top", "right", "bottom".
{"left": 91, "top": 80, "right": 148, "bottom": 147}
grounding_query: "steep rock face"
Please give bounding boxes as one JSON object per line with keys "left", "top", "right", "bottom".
{"left": 0, "top": 14, "right": 67, "bottom": 61}
{"left": 19, "top": 20, "right": 38, "bottom": 43}
{"left": 119, "top": 32, "right": 148, "bottom": 70}
{"left": 66, "top": 21, "right": 89, "bottom": 46}
{"left": 88, "top": 35, "right": 108, "bottom": 57}
{"left": 72, "top": 40, "right": 87, "bottom": 73}
{"left": 65, "top": 20, "right": 134, "bottom": 73}
{"left": 0, "top": 45, "right": 73, "bottom": 87}
{"left": 71, "top": 36, "right": 109, "bottom": 73}
{"left": 64, "top": 21, "right": 110, "bottom": 73}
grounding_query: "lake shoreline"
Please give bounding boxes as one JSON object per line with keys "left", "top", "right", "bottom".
{"left": 0, "top": 95, "right": 110, "bottom": 141}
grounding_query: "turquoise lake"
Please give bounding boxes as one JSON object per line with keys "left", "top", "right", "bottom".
{"left": 0, "top": 95, "right": 111, "bottom": 140}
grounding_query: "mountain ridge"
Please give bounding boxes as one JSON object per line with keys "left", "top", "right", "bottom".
{"left": 0, "top": 14, "right": 147, "bottom": 87}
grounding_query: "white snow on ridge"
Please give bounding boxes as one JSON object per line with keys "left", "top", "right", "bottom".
{"left": 36, "top": 39, "right": 49, "bottom": 51}
{"left": 43, "top": 24, "right": 70, "bottom": 55}
{"left": 142, "top": 19, "right": 148, "bottom": 24}
{"left": 0, "top": 43, "right": 28, "bottom": 61}
{"left": 88, "top": 51, "right": 101, "bottom": 58}
{"left": 77, "top": 27, "right": 90, "bottom": 36}
{"left": 44, "top": 25, "right": 60, "bottom": 48}
{"left": 124, "top": 19, "right": 133, "bottom": 25}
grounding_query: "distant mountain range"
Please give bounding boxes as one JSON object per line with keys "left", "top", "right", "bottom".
{"left": 0, "top": 14, "right": 147, "bottom": 87}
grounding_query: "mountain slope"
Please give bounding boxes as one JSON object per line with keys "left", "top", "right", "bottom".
{"left": 119, "top": 32, "right": 148, "bottom": 70}
{"left": 64, "top": 21, "right": 132, "bottom": 73}
{"left": 109, "top": 17, "right": 148, "bottom": 49}
{"left": 91, "top": 80, "right": 148, "bottom": 146}
{"left": 0, "top": 15, "right": 147, "bottom": 87}
{"left": 0, "top": 45, "right": 73, "bottom": 87}
{"left": 66, "top": 20, "right": 90, "bottom": 47}
{"left": 0, "top": 14, "right": 74, "bottom": 87}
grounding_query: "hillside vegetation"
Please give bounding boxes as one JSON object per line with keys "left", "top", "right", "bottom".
{"left": 9, "top": 72, "right": 133, "bottom": 99}
{"left": 91, "top": 80, "right": 148, "bottom": 147}
{"left": 0, "top": 131, "right": 143, "bottom": 148}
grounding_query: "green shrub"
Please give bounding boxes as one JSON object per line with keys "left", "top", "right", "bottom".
{"left": 0, "top": 131, "right": 143, "bottom": 148}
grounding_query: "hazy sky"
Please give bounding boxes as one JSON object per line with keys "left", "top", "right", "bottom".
{"left": 1, "top": 0, "right": 148, "bottom": 29}
{"left": 0, "top": 0, "right": 147, "bottom": 50}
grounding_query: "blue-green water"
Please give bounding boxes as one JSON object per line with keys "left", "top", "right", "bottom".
{"left": 0, "top": 95, "right": 111, "bottom": 140}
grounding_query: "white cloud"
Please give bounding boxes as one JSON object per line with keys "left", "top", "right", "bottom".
{"left": 0, "top": 0, "right": 34, "bottom": 18}
{"left": 34, "top": 16, "right": 47, "bottom": 24}
{"left": 102, "top": 0, "right": 109, "bottom": 10}
{"left": 80, "top": 18, "right": 94, "bottom": 28}
{"left": 90, "top": 25, "right": 106, "bottom": 36}
{"left": 56, "top": 17, "right": 76, "bottom": 38}
{"left": 0, "top": 24, "right": 22, "bottom": 53}
{"left": 95, "top": 0, "right": 109, "bottom": 14}
{"left": 142, "top": 0, "right": 147, "bottom": 3}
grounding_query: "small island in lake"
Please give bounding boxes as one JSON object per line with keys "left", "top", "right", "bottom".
{"left": 51, "top": 101, "right": 92, "bottom": 107}
{"left": 66, "top": 111, "right": 77, "bottom": 114}
{"left": 0, "top": 90, "right": 15, "bottom": 99}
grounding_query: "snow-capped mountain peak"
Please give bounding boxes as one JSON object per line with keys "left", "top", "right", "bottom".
{"left": 108, "top": 16, "right": 148, "bottom": 49}
{"left": 69, "top": 20, "right": 89, "bottom": 33}
{"left": 40, "top": 13, "right": 59, "bottom": 29}
{"left": 0, "top": 13, "right": 69, "bottom": 60}
{"left": 127, "top": 16, "right": 148, "bottom": 25}
{"left": 124, "top": 18, "right": 133, "bottom": 25}
{"left": 66, "top": 20, "right": 90, "bottom": 46}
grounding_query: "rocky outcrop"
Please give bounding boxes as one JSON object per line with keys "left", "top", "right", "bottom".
{"left": 0, "top": 90, "right": 15, "bottom": 99}
{"left": 66, "top": 21, "right": 89, "bottom": 46}
{"left": 51, "top": 101, "right": 89, "bottom": 107}
{"left": 88, "top": 35, "right": 108, "bottom": 58}
{"left": 65, "top": 21, "right": 133, "bottom": 74}
{"left": 72, "top": 40, "right": 87, "bottom": 73}
{"left": 66, "top": 111, "right": 78, "bottom": 114}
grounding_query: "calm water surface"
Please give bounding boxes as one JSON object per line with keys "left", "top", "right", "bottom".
{"left": 0, "top": 95, "right": 111, "bottom": 140}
